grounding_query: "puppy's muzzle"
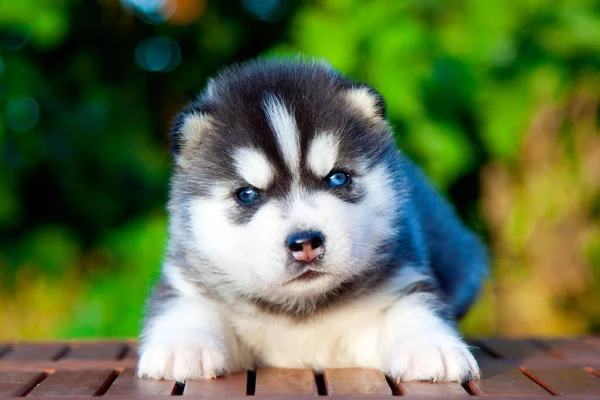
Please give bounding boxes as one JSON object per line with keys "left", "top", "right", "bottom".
{"left": 287, "top": 231, "right": 324, "bottom": 262}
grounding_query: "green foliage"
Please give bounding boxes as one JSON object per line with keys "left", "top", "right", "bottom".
{"left": 0, "top": 0, "right": 73, "bottom": 50}
{"left": 62, "top": 214, "right": 167, "bottom": 338}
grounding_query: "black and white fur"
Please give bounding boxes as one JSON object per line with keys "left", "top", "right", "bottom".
{"left": 137, "top": 58, "right": 488, "bottom": 382}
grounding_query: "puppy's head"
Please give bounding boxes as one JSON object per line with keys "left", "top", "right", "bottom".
{"left": 169, "top": 59, "right": 405, "bottom": 313}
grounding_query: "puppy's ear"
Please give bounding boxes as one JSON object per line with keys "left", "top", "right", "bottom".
{"left": 170, "top": 79, "right": 220, "bottom": 161}
{"left": 169, "top": 101, "right": 214, "bottom": 165}
{"left": 345, "top": 84, "right": 387, "bottom": 120}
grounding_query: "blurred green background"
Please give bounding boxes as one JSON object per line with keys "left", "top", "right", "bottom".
{"left": 0, "top": 0, "right": 599, "bottom": 340}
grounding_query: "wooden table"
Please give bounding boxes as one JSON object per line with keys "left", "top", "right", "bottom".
{"left": 1, "top": 338, "right": 599, "bottom": 398}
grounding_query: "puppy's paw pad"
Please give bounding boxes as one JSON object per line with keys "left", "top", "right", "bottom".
{"left": 388, "top": 338, "right": 479, "bottom": 382}
{"left": 138, "top": 335, "right": 229, "bottom": 381}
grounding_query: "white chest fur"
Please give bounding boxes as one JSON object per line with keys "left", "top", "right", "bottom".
{"left": 228, "top": 295, "right": 392, "bottom": 371}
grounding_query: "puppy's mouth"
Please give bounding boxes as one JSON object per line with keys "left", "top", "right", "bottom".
{"left": 288, "top": 270, "right": 326, "bottom": 283}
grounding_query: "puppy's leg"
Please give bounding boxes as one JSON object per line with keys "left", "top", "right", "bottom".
{"left": 137, "top": 278, "right": 251, "bottom": 381}
{"left": 381, "top": 292, "right": 479, "bottom": 382}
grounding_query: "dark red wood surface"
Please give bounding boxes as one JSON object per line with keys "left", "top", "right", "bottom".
{"left": 323, "top": 368, "right": 391, "bottom": 396}
{"left": 0, "top": 338, "right": 598, "bottom": 398}
{"left": 255, "top": 367, "right": 318, "bottom": 396}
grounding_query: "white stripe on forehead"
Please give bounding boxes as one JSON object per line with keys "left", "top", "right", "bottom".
{"left": 233, "top": 148, "right": 274, "bottom": 189}
{"left": 307, "top": 132, "right": 339, "bottom": 177}
{"left": 263, "top": 94, "right": 300, "bottom": 173}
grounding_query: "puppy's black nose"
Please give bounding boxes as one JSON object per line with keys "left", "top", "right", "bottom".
{"left": 287, "top": 231, "right": 324, "bottom": 262}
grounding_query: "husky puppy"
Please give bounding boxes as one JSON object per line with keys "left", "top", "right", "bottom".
{"left": 137, "top": 58, "right": 488, "bottom": 383}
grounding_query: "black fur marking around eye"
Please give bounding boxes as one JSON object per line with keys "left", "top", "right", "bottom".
{"left": 226, "top": 199, "right": 265, "bottom": 225}
{"left": 325, "top": 181, "right": 366, "bottom": 204}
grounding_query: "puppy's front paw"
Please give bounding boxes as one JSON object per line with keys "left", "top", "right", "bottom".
{"left": 387, "top": 335, "right": 480, "bottom": 382}
{"left": 137, "top": 331, "right": 229, "bottom": 381}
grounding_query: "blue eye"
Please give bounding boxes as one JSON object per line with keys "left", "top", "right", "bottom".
{"left": 327, "top": 171, "right": 350, "bottom": 187}
{"left": 236, "top": 188, "right": 260, "bottom": 205}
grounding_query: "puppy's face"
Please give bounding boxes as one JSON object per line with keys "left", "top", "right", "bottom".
{"left": 170, "top": 63, "right": 403, "bottom": 311}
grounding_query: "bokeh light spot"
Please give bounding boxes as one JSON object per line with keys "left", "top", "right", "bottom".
{"left": 120, "top": 0, "right": 170, "bottom": 23}
{"left": 120, "top": 0, "right": 164, "bottom": 14}
{"left": 5, "top": 96, "right": 40, "bottom": 132}
{"left": 242, "top": 0, "right": 285, "bottom": 22}
{"left": 165, "top": 0, "right": 206, "bottom": 25}
{"left": 134, "top": 36, "right": 181, "bottom": 72}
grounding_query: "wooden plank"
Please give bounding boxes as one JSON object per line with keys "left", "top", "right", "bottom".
{"left": 0, "top": 397, "right": 594, "bottom": 400}
{"left": 468, "top": 365, "right": 549, "bottom": 396}
{"left": 2, "top": 343, "right": 67, "bottom": 361}
{"left": 184, "top": 371, "right": 247, "bottom": 396}
{"left": 255, "top": 368, "right": 317, "bottom": 396}
{"left": 467, "top": 340, "right": 498, "bottom": 365}
{"left": 0, "top": 359, "right": 138, "bottom": 372}
{"left": 525, "top": 367, "right": 600, "bottom": 396}
{"left": 541, "top": 338, "right": 600, "bottom": 360}
{"left": 28, "top": 370, "right": 116, "bottom": 397}
{"left": 0, "top": 372, "right": 46, "bottom": 397}
{"left": 0, "top": 346, "right": 10, "bottom": 359}
{"left": 105, "top": 368, "right": 176, "bottom": 396}
{"left": 588, "top": 337, "right": 600, "bottom": 350}
{"left": 123, "top": 342, "right": 139, "bottom": 361}
{"left": 63, "top": 342, "right": 126, "bottom": 361}
{"left": 400, "top": 381, "right": 470, "bottom": 397}
{"left": 323, "top": 369, "right": 391, "bottom": 396}
{"left": 478, "top": 338, "right": 557, "bottom": 361}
